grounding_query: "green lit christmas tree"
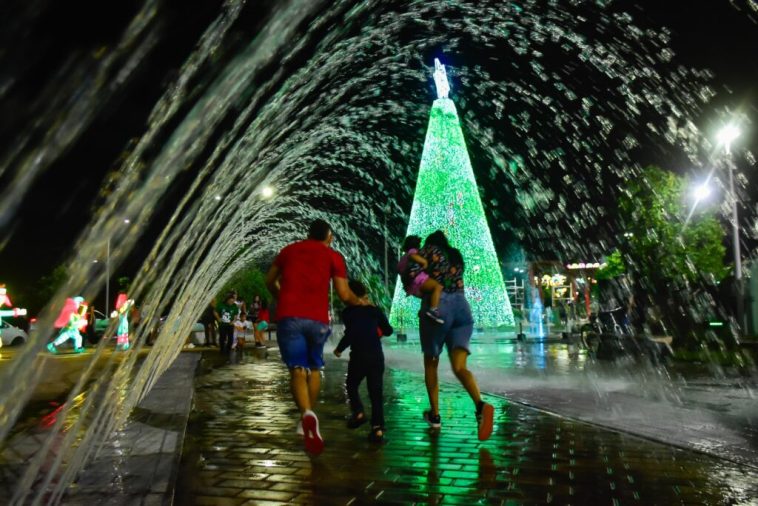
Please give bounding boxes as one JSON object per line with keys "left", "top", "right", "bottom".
{"left": 390, "top": 59, "right": 515, "bottom": 329}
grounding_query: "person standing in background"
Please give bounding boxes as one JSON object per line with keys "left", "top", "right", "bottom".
{"left": 215, "top": 293, "right": 239, "bottom": 355}
{"left": 201, "top": 297, "right": 218, "bottom": 347}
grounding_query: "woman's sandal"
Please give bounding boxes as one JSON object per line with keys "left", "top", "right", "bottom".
{"left": 347, "top": 412, "right": 367, "bottom": 429}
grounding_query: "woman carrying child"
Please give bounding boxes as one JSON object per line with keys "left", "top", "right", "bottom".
{"left": 416, "top": 230, "right": 494, "bottom": 441}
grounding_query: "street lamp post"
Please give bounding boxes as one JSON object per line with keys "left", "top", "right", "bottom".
{"left": 718, "top": 125, "right": 744, "bottom": 332}
{"left": 105, "top": 218, "right": 131, "bottom": 312}
{"left": 384, "top": 204, "right": 389, "bottom": 291}
{"left": 106, "top": 238, "right": 110, "bottom": 314}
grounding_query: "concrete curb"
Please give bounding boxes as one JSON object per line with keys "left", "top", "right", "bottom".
{"left": 63, "top": 353, "right": 200, "bottom": 505}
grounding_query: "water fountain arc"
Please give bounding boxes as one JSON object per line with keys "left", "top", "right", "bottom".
{"left": 0, "top": 1, "right": 753, "bottom": 503}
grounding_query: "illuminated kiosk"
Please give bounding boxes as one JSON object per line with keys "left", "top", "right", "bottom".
{"left": 389, "top": 59, "right": 515, "bottom": 330}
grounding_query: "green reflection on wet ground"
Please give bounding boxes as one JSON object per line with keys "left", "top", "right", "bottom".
{"left": 177, "top": 349, "right": 758, "bottom": 505}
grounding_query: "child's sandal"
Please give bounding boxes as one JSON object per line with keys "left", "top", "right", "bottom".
{"left": 347, "top": 412, "right": 367, "bottom": 429}
{"left": 368, "top": 426, "right": 385, "bottom": 443}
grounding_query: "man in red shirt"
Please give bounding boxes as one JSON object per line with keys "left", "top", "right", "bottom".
{"left": 266, "top": 219, "right": 361, "bottom": 455}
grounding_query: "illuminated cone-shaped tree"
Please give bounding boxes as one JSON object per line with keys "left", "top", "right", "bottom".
{"left": 390, "top": 59, "right": 515, "bottom": 329}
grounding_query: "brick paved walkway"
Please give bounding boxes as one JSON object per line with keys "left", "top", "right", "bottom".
{"left": 176, "top": 348, "right": 758, "bottom": 505}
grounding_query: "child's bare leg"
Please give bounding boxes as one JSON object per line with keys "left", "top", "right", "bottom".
{"left": 420, "top": 279, "right": 444, "bottom": 309}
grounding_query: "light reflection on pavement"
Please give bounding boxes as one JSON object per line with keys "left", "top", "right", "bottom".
{"left": 375, "top": 332, "right": 758, "bottom": 468}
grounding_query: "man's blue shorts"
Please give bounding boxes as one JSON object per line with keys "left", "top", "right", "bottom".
{"left": 419, "top": 291, "right": 474, "bottom": 358}
{"left": 276, "top": 317, "right": 331, "bottom": 370}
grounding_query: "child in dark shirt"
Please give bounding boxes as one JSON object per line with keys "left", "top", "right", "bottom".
{"left": 334, "top": 280, "right": 393, "bottom": 443}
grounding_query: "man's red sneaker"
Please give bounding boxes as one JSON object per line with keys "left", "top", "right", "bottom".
{"left": 301, "top": 410, "right": 324, "bottom": 455}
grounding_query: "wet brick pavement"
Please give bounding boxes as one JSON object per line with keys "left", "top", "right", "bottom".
{"left": 176, "top": 347, "right": 758, "bottom": 505}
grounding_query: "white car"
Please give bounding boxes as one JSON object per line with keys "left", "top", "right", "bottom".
{"left": 0, "top": 321, "right": 28, "bottom": 346}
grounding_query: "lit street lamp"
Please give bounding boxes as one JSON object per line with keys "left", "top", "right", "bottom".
{"left": 718, "top": 124, "right": 744, "bottom": 332}
{"left": 692, "top": 182, "right": 711, "bottom": 202}
{"left": 717, "top": 124, "right": 740, "bottom": 147}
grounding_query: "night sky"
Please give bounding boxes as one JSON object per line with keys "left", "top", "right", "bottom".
{"left": 0, "top": 0, "right": 756, "bottom": 308}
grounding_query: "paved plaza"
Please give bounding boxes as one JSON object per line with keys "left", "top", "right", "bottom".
{"left": 175, "top": 346, "right": 758, "bottom": 505}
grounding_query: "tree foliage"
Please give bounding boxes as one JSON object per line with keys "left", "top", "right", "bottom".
{"left": 218, "top": 265, "right": 272, "bottom": 305}
{"left": 117, "top": 277, "right": 131, "bottom": 292}
{"left": 596, "top": 249, "right": 625, "bottom": 280}
{"left": 617, "top": 166, "right": 728, "bottom": 347}
{"left": 18, "top": 264, "right": 69, "bottom": 314}
{"left": 619, "top": 166, "right": 727, "bottom": 283}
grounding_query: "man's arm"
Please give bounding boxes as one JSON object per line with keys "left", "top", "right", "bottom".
{"left": 333, "top": 277, "right": 361, "bottom": 306}
{"left": 265, "top": 263, "right": 281, "bottom": 299}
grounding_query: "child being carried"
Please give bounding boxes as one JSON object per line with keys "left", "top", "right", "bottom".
{"left": 397, "top": 235, "right": 444, "bottom": 324}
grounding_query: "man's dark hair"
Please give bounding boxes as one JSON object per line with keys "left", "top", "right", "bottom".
{"left": 402, "top": 235, "right": 421, "bottom": 252}
{"left": 308, "top": 219, "right": 332, "bottom": 241}
{"left": 348, "top": 279, "right": 367, "bottom": 297}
